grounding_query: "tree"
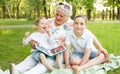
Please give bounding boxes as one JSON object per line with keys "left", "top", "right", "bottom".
{"left": 107, "top": 0, "right": 118, "bottom": 20}
{"left": 0, "top": 0, "right": 11, "bottom": 19}
{"left": 43, "top": 0, "right": 48, "bottom": 18}
{"left": 82, "top": 0, "right": 94, "bottom": 20}
{"left": 117, "top": 0, "right": 120, "bottom": 20}
{"left": 0, "top": 0, "right": 6, "bottom": 19}
{"left": 16, "top": 0, "right": 21, "bottom": 19}
{"left": 66, "top": 0, "right": 82, "bottom": 19}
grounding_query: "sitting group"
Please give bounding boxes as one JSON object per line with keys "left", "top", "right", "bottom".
{"left": 9, "top": 2, "right": 110, "bottom": 74}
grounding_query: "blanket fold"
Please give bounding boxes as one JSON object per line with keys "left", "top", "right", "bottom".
{"left": 45, "top": 54, "right": 120, "bottom": 74}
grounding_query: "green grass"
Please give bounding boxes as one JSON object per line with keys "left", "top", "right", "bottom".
{"left": 0, "top": 28, "right": 34, "bottom": 70}
{"left": 88, "top": 20, "right": 120, "bottom": 56}
{"left": 0, "top": 19, "right": 34, "bottom": 25}
{"left": 0, "top": 20, "right": 120, "bottom": 74}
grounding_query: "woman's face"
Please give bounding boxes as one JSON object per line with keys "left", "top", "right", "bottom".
{"left": 54, "top": 11, "right": 68, "bottom": 26}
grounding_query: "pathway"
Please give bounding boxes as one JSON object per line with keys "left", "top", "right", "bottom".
{"left": 0, "top": 25, "right": 34, "bottom": 29}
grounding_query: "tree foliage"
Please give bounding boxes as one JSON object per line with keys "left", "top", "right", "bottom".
{"left": 0, "top": 0, "right": 120, "bottom": 20}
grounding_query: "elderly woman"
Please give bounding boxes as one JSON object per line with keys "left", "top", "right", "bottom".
{"left": 9, "top": 2, "right": 109, "bottom": 74}
{"left": 10, "top": 2, "right": 73, "bottom": 74}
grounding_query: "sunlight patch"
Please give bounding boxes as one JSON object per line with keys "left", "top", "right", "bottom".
{"left": 1, "top": 29, "right": 12, "bottom": 35}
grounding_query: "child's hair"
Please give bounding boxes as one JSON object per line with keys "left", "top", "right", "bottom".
{"left": 34, "top": 17, "right": 46, "bottom": 26}
{"left": 74, "top": 14, "right": 88, "bottom": 23}
{"left": 34, "top": 17, "right": 46, "bottom": 31}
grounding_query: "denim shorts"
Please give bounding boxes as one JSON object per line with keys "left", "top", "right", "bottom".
{"left": 32, "top": 50, "right": 55, "bottom": 62}
{"left": 70, "top": 50, "right": 98, "bottom": 59}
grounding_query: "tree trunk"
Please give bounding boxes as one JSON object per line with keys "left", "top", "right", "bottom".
{"left": 43, "top": 0, "right": 47, "bottom": 18}
{"left": 6, "top": 2, "right": 11, "bottom": 19}
{"left": 48, "top": 3, "right": 50, "bottom": 18}
{"left": 117, "top": 8, "right": 120, "bottom": 20}
{"left": 16, "top": 0, "right": 21, "bottom": 19}
{"left": 109, "top": 10, "right": 112, "bottom": 20}
{"left": 102, "top": 10, "right": 105, "bottom": 20}
{"left": 117, "top": 0, "right": 120, "bottom": 20}
{"left": 16, "top": 5, "right": 19, "bottom": 19}
{"left": 12, "top": 4, "right": 15, "bottom": 18}
{"left": 105, "top": 9, "right": 108, "bottom": 20}
{"left": 112, "top": 9, "right": 115, "bottom": 20}
{"left": 2, "top": 5, "right": 6, "bottom": 19}
{"left": 87, "top": 9, "right": 91, "bottom": 20}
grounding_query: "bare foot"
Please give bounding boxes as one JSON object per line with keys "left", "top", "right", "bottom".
{"left": 72, "top": 65, "right": 79, "bottom": 74}
{"left": 49, "top": 68, "right": 55, "bottom": 72}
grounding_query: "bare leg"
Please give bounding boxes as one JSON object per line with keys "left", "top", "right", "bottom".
{"left": 72, "top": 53, "right": 106, "bottom": 73}
{"left": 40, "top": 53, "right": 55, "bottom": 72}
{"left": 56, "top": 54, "right": 62, "bottom": 68}
{"left": 70, "top": 56, "right": 81, "bottom": 66}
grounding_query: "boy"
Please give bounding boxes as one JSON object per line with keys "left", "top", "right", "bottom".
{"left": 64, "top": 14, "right": 107, "bottom": 74}
{"left": 23, "top": 17, "right": 62, "bottom": 72}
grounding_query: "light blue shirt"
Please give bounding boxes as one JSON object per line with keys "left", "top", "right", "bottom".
{"left": 65, "top": 29, "right": 96, "bottom": 53}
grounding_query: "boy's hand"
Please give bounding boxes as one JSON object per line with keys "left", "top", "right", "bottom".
{"left": 45, "top": 27, "right": 51, "bottom": 36}
{"left": 97, "top": 48, "right": 111, "bottom": 63}
{"left": 25, "top": 31, "right": 30, "bottom": 38}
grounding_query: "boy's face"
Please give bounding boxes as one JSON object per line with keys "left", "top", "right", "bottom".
{"left": 54, "top": 11, "right": 68, "bottom": 26}
{"left": 73, "top": 17, "right": 87, "bottom": 33}
{"left": 37, "top": 18, "right": 48, "bottom": 33}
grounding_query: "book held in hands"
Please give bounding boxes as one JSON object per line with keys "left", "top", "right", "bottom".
{"left": 34, "top": 44, "right": 66, "bottom": 56}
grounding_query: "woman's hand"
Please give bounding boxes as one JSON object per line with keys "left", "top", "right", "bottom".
{"left": 29, "top": 40, "right": 39, "bottom": 49}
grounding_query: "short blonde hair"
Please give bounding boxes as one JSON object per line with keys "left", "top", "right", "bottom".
{"left": 34, "top": 17, "right": 45, "bottom": 26}
{"left": 34, "top": 17, "right": 46, "bottom": 30}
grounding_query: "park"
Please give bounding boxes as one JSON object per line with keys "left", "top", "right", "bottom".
{"left": 0, "top": 0, "right": 120, "bottom": 74}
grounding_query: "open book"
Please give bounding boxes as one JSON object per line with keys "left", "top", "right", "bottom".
{"left": 34, "top": 44, "right": 66, "bottom": 56}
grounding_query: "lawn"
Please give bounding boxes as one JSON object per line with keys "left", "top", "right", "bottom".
{"left": 0, "top": 19, "right": 34, "bottom": 25}
{"left": 0, "top": 20, "right": 120, "bottom": 74}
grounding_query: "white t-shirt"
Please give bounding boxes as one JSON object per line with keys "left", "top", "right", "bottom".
{"left": 65, "top": 29, "right": 96, "bottom": 53}
{"left": 23, "top": 18, "right": 73, "bottom": 51}
{"left": 47, "top": 18, "right": 73, "bottom": 47}
{"left": 23, "top": 32, "right": 50, "bottom": 51}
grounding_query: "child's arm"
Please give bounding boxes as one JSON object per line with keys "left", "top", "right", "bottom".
{"left": 93, "top": 34, "right": 110, "bottom": 63}
{"left": 79, "top": 48, "right": 92, "bottom": 66}
{"left": 64, "top": 31, "right": 71, "bottom": 68}
{"left": 23, "top": 32, "right": 39, "bottom": 49}
{"left": 22, "top": 32, "right": 30, "bottom": 45}
{"left": 45, "top": 24, "right": 51, "bottom": 37}
{"left": 64, "top": 44, "right": 71, "bottom": 68}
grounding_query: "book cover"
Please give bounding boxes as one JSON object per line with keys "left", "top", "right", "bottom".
{"left": 34, "top": 44, "right": 66, "bottom": 56}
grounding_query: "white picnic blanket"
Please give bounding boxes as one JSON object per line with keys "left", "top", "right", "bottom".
{"left": 45, "top": 54, "right": 120, "bottom": 74}
{"left": 0, "top": 54, "right": 120, "bottom": 74}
